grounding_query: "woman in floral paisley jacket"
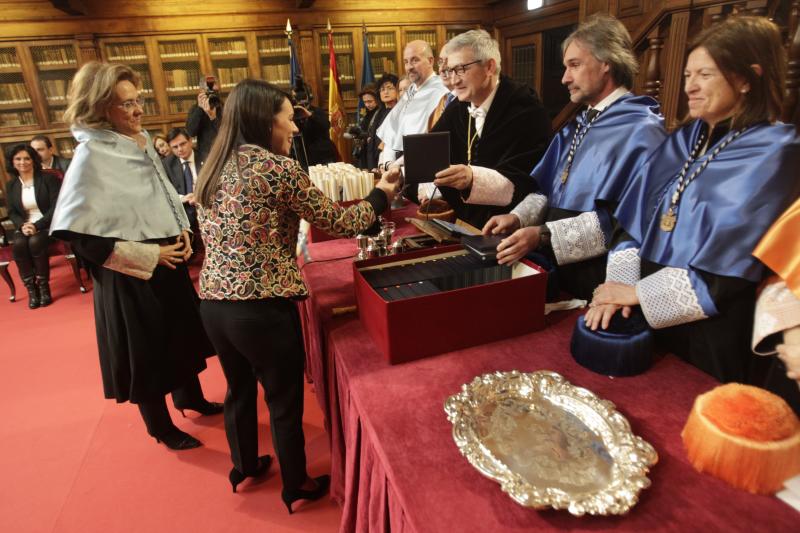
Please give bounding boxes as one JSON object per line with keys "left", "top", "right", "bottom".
{"left": 194, "top": 79, "right": 397, "bottom": 510}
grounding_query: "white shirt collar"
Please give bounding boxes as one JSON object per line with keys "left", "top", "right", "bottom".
{"left": 589, "top": 86, "right": 629, "bottom": 112}
{"left": 183, "top": 151, "right": 196, "bottom": 165}
{"left": 468, "top": 78, "right": 500, "bottom": 117}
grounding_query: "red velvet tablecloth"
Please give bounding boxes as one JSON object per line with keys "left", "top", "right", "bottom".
{"left": 298, "top": 218, "right": 798, "bottom": 532}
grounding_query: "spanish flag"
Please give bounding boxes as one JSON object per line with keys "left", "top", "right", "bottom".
{"left": 326, "top": 20, "right": 348, "bottom": 162}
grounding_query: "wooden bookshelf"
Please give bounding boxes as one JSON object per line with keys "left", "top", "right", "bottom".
{"left": 0, "top": 21, "right": 490, "bottom": 180}
{"left": 155, "top": 37, "right": 204, "bottom": 117}
{"left": 364, "top": 30, "right": 400, "bottom": 80}
{"left": 100, "top": 39, "right": 160, "bottom": 117}
{"left": 402, "top": 26, "right": 439, "bottom": 57}
{"left": 318, "top": 30, "right": 357, "bottom": 108}
{"left": 0, "top": 46, "right": 38, "bottom": 130}
{"left": 207, "top": 36, "right": 251, "bottom": 93}
{"left": 257, "top": 34, "right": 292, "bottom": 91}
{"left": 30, "top": 42, "right": 79, "bottom": 128}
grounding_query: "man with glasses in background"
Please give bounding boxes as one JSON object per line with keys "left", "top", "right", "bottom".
{"left": 393, "top": 29, "right": 550, "bottom": 229}
{"left": 376, "top": 40, "right": 448, "bottom": 169}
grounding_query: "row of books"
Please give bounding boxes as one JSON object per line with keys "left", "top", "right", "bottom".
{"left": 159, "top": 41, "right": 198, "bottom": 58}
{"left": 56, "top": 140, "right": 75, "bottom": 156}
{"left": 0, "top": 110, "right": 36, "bottom": 127}
{"left": 370, "top": 57, "right": 397, "bottom": 74}
{"left": 48, "top": 108, "right": 64, "bottom": 123}
{"left": 261, "top": 63, "right": 291, "bottom": 85}
{"left": 0, "top": 82, "right": 30, "bottom": 103}
{"left": 32, "top": 47, "right": 77, "bottom": 66}
{"left": 216, "top": 66, "right": 249, "bottom": 88}
{"left": 164, "top": 68, "right": 201, "bottom": 91}
{"left": 366, "top": 33, "right": 397, "bottom": 49}
{"left": 168, "top": 98, "right": 196, "bottom": 114}
{"left": 107, "top": 42, "right": 148, "bottom": 61}
{"left": 319, "top": 34, "right": 354, "bottom": 52}
{"left": 258, "top": 36, "right": 290, "bottom": 53}
{"left": 209, "top": 39, "right": 247, "bottom": 55}
{"left": 0, "top": 49, "right": 19, "bottom": 68}
{"left": 41, "top": 78, "right": 70, "bottom": 99}
{"left": 325, "top": 56, "right": 357, "bottom": 79}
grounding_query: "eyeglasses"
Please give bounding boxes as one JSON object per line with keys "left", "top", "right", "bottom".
{"left": 380, "top": 85, "right": 397, "bottom": 92}
{"left": 441, "top": 60, "right": 482, "bottom": 78}
{"left": 116, "top": 97, "right": 145, "bottom": 112}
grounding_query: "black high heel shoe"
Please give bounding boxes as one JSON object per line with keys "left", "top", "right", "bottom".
{"left": 229, "top": 454, "right": 272, "bottom": 493}
{"left": 176, "top": 401, "right": 224, "bottom": 418}
{"left": 153, "top": 428, "right": 202, "bottom": 450}
{"left": 281, "top": 475, "right": 331, "bottom": 514}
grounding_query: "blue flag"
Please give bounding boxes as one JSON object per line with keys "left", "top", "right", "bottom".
{"left": 288, "top": 34, "right": 301, "bottom": 89}
{"left": 357, "top": 25, "right": 376, "bottom": 122}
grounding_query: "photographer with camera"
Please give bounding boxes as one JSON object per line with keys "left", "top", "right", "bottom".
{"left": 290, "top": 75, "right": 337, "bottom": 168}
{"left": 186, "top": 76, "right": 222, "bottom": 161}
{"left": 349, "top": 85, "right": 380, "bottom": 169}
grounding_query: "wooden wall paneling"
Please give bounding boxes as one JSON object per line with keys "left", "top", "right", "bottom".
{"left": 74, "top": 33, "right": 99, "bottom": 64}
{"left": 245, "top": 32, "right": 261, "bottom": 80}
{"left": 145, "top": 36, "right": 170, "bottom": 125}
{"left": 661, "top": 11, "right": 689, "bottom": 128}
{"left": 745, "top": 0, "right": 769, "bottom": 15}
{"left": 298, "top": 29, "right": 319, "bottom": 104}
{"left": 504, "top": 33, "right": 543, "bottom": 95}
{"left": 618, "top": 0, "right": 646, "bottom": 17}
{"left": 7, "top": 44, "right": 48, "bottom": 132}
{"left": 642, "top": 25, "right": 664, "bottom": 101}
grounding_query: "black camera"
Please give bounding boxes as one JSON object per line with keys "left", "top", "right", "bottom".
{"left": 205, "top": 76, "right": 221, "bottom": 107}
{"left": 344, "top": 125, "right": 367, "bottom": 141}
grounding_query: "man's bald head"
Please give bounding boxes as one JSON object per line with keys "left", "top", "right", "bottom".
{"left": 403, "top": 40, "right": 435, "bottom": 85}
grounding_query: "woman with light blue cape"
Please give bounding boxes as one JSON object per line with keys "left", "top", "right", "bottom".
{"left": 586, "top": 17, "right": 800, "bottom": 392}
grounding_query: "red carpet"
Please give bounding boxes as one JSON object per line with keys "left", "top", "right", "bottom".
{"left": 0, "top": 258, "right": 340, "bottom": 533}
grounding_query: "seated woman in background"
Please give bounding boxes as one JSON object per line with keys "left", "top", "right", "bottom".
{"left": 354, "top": 84, "right": 380, "bottom": 169}
{"left": 194, "top": 79, "right": 397, "bottom": 511}
{"left": 152, "top": 133, "right": 171, "bottom": 158}
{"left": 586, "top": 17, "right": 800, "bottom": 389}
{"left": 752, "top": 197, "right": 800, "bottom": 413}
{"left": 5, "top": 144, "right": 61, "bottom": 309}
{"left": 50, "top": 61, "right": 222, "bottom": 451}
{"left": 369, "top": 73, "right": 399, "bottom": 170}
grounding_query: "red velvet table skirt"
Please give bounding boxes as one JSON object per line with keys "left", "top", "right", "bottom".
{"left": 299, "top": 221, "right": 799, "bottom": 532}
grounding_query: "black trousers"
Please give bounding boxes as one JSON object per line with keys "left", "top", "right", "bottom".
{"left": 200, "top": 298, "right": 307, "bottom": 491}
{"left": 137, "top": 374, "right": 207, "bottom": 437}
{"left": 12, "top": 230, "right": 51, "bottom": 281}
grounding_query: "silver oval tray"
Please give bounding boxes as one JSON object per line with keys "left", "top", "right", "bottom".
{"left": 444, "top": 370, "right": 658, "bottom": 516}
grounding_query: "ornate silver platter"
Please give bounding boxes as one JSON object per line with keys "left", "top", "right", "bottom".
{"left": 444, "top": 370, "right": 657, "bottom": 516}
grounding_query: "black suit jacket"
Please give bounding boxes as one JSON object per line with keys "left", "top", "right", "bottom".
{"left": 430, "top": 75, "right": 551, "bottom": 228}
{"left": 50, "top": 155, "right": 71, "bottom": 175}
{"left": 163, "top": 153, "right": 204, "bottom": 224}
{"left": 186, "top": 104, "right": 220, "bottom": 161}
{"left": 6, "top": 170, "right": 62, "bottom": 231}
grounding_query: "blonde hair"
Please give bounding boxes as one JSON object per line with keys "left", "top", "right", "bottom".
{"left": 63, "top": 61, "right": 141, "bottom": 129}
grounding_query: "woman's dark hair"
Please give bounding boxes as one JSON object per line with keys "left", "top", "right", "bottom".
{"left": 377, "top": 73, "right": 399, "bottom": 92}
{"left": 5, "top": 144, "right": 42, "bottom": 177}
{"left": 358, "top": 84, "right": 378, "bottom": 100}
{"left": 687, "top": 16, "right": 785, "bottom": 128}
{"left": 195, "top": 79, "right": 289, "bottom": 208}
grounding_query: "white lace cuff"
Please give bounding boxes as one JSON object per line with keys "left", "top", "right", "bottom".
{"left": 753, "top": 280, "right": 800, "bottom": 355}
{"left": 546, "top": 211, "right": 606, "bottom": 266}
{"left": 636, "top": 267, "right": 708, "bottom": 329}
{"left": 607, "top": 247, "right": 641, "bottom": 285}
{"left": 102, "top": 241, "right": 159, "bottom": 280}
{"left": 510, "top": 193, "right": 547, "bottom": 228}
{"left": 465, "top": 166, "right": 513, "bottom": 206}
